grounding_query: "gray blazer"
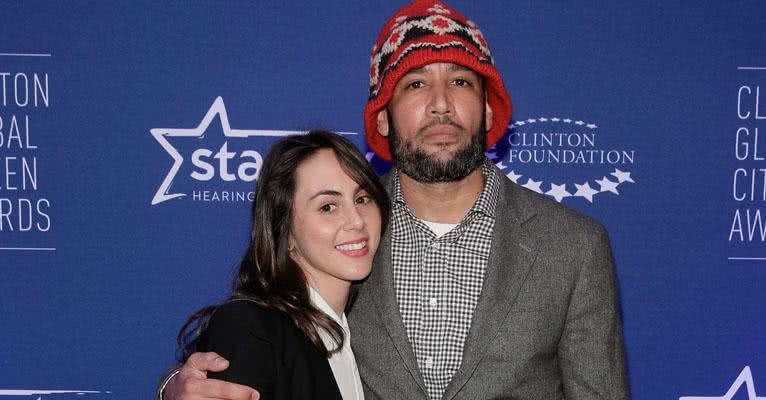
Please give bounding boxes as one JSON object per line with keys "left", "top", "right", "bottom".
{"left": 348, "top": 166, "right": 629, "bottom": 400}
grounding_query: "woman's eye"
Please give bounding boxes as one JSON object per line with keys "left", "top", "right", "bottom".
{"left": 356, "top": 195, "right": 373, "bottom": 205}
{"left": 319, "top": 203, "right": 337, "bottom": 213}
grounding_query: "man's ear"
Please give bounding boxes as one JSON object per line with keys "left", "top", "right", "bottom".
{"left": 376, "top": 109, "right": 390, "bottom": 137}
{"left": 484, "top": 99, "right": 493, "bottom": 132}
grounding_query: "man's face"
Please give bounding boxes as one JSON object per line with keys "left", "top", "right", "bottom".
{"left": 376, "top": 62, "right": 493, "bottom": 183}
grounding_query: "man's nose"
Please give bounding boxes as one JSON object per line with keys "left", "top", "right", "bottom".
{"left": 427, "top": 83, "right": 452, "bottom": 116}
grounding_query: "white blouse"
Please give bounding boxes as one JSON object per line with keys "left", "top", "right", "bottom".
{"left": 309, "top": 287, "right": 365, "bottom": 400}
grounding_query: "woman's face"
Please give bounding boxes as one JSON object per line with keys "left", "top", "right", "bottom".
{"left": 288, "top": 148, "right": 382, "bottom": 297}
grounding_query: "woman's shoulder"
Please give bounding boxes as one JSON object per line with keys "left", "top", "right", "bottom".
{"left": 206, "top": 299, "right": 291, "bottom": 341}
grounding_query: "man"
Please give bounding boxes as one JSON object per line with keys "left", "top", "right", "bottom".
{"left": 160, "top": 1, "right": 628, "bottom": 399}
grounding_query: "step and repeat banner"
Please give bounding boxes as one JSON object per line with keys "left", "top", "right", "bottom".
{"left": 1, "top": 1, "right": 764, "bottom": 399}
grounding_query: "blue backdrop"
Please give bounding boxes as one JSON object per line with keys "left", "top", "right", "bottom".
{"left": 1, "top": 1, "right": 764, "bottom": 399}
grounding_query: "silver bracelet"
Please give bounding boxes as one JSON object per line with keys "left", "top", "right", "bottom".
{"left": 157, "top": 368, "right": 182, "bottom": 400}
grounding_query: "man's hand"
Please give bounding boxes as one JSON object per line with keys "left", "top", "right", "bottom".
{"left": 164, "top": 352, "right": 260, "bottom": 400}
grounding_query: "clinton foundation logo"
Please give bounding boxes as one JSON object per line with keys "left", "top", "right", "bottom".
{"left": 150, "top": 97, "right": 355, "bottom": 206}
{"left": 491, "top": 116, "right": 637, "bottom": 204}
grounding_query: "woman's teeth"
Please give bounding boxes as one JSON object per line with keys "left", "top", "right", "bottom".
{"left": 336, "top": 241, "right": 367, "bottom": 251}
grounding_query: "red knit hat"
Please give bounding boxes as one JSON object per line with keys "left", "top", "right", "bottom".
{"left": 364, "top": 0, "right": 512, "bottom": 161}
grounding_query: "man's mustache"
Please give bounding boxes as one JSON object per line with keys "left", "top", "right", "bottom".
{"left": 418, "top": 116, "right": 464, "bottom": 136}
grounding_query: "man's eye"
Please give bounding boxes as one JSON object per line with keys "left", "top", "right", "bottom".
{"left": 406, "top": 80, "right": 424, "bottom": 89}
{"left": 454, "top": 78, "right": 472, "bottom": 87}
{"left": 319, "top": 203, "right": 337, "bottom": 213}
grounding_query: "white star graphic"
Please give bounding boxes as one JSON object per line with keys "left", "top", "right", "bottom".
{"left": 574, "top": 182, "right": 599, "bottom": 202}
{"left": 515, "top": 121, "right": 526, "bottom": 126}
{"left": 546, "top": 183, "right": 571, "bottom": 202}
{"left": 150, "top": 97, "right": 356, "bottom": 205}
{"left": 679, "top": 366, "right": 766, "bottom": 400}
{"left": 550, "top": 117, "right": 561, "bottom": 122}
{"left": 575, "top": 120, "right": 585, "bottom": 125}
{"left": 526, "top": 118, "right": 536, "bottom": 123}
{"left": 596, "top": 176, "right": 620, "bottom": 194}
{"left": 538, "top": 117, "right": 548, "bottom": 122}
{"left": 586, "top": 123, "right": 597, "bottom": 129}
{"left": 522, "top": 178, "right": 543, "bottom": 193}
{"left": 506, "top": 170, "right": 523, "bottom": 183}
{"left": 563, "top": 118, "right": 572, "bottom": 123}
{"left": 610, "top": 168, "right": 635, "bottom": 183}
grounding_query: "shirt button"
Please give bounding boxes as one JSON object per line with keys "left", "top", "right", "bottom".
{"left": 429, "top": 297, "right": 438, "bottom": 307}
{"left": 425, "top": 357, "right": 434, "bottom": 369}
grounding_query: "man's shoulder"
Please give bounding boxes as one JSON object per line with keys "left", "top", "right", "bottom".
{"left": 498, "top": 173, "right": 607, "bottom": 239}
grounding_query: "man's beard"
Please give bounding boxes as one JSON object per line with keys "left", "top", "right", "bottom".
{"left": 388, "top": 114, "right": 487, "bottom": 183}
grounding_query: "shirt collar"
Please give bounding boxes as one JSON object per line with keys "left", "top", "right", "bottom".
{"left": 392, "top": 157, "right": 501, "bottom": 218}
{"left": 309, "top": 286, "right": 348, "bottom": 328}
{"left": 471, "top": 158, "right": 501, "bottom": 217}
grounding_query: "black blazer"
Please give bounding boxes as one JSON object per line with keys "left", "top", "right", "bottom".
{"left": 198, "top": 300, "right": 343, "bottom": 400}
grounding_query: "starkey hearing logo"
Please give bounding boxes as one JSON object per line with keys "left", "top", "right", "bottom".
{"left": 490, "top": 116, "right": 638, "bottom": 204}
{"left": 150, "top": 97, "right": 355, "bottom": 206}
{"left": 679, "top": 366, "right": 765, "bottom": 400}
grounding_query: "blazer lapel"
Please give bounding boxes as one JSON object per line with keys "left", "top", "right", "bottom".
{"left": 365, "top": 174, "right": 429, "bottom": 396}
{"left": 442, "top": 171, "right": 540, "bottom": 400}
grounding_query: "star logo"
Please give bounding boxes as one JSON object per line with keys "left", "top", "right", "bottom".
{"left": 596, "top": 176, "right": 620, "bottom": 195}
{"left": 506, "top": 170, "right": 523, "bottom": 183}
{"left": 522, "top": 178, "right": 543, "bottom": 193}
{"left": 150, "top": 97, "right": 355, "bottom": 205}
{"left": 574, "top": 182, "right": 599, "bottom": 202}
{"left": 546, "top": 183, "right": 571, "bottom": 202}
{"left": 679, "top": 366, "right": 765, "bottom": 400}
{"left": 611, "top": 168, "right": 635, "bottom": 183}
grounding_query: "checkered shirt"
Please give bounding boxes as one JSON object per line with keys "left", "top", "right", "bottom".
{"left": 390, "top": 159, "right": 500, "bottom": 400}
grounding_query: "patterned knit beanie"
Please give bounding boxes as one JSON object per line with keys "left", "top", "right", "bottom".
{"left": 364, "top": 0, "right": 512, "bottom": 161}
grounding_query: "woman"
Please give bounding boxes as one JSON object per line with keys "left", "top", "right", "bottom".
{"left": 177, "top": 130, "right": 389, "bottom": 400}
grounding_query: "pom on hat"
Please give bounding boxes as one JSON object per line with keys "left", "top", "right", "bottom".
{"left": 363, "top": 0, "right": 512, "bottom": 161}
